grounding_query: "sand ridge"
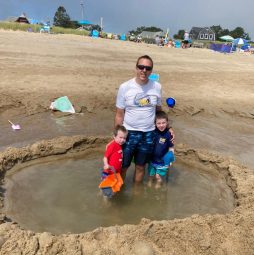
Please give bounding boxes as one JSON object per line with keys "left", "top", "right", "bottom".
{"left": 0, "top": 136, "right": 253, "bottom": 254}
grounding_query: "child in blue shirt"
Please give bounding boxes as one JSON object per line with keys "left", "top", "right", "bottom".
{"left": 148, "top": 111, "right": 175, "bottom": 188}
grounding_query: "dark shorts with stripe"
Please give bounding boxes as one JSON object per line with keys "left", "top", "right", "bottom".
{"left": 122, "top": 130, "right": 155, "bottom": 168}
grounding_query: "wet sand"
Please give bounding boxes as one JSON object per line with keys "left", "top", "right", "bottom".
{"left": 0, "top": 30, "right": 254, "bottom": 254}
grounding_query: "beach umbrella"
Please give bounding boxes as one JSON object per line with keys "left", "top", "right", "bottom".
{"left": 219, "top": 35, "right": 234, "bottom": 42}
{"left": 78, "top": 20, "right": 92, "bottom": 25}
{"left": 233, "top": 38, "right": 247, "bottom": 45}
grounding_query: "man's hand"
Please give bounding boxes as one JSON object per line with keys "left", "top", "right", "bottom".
{"left": 169, "top": 127, "right": 175, "bottom": 143}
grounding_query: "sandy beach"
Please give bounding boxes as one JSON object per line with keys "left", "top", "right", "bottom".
{"left": 0, "top": 30, "right": 254, "bottom": 254}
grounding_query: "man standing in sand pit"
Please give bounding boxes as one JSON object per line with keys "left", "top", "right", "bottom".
{"left": 115, "top": 55, "right": 174, "bottom": 183}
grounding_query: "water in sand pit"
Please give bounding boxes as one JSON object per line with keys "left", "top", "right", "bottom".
{"left": 4, "top": 153, "right": 235, "bottom": 234}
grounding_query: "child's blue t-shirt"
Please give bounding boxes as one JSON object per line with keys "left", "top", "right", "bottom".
{"left": 151, "top": 127, "right": 174, "bottom": 165}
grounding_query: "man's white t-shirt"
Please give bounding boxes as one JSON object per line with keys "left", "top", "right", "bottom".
{"left": 116, "top": 78, "right": 162, "bottom": 132}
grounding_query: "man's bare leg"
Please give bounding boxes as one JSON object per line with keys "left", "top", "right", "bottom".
{"left": 134, "top": 164, "right": 145, "bottom": 183}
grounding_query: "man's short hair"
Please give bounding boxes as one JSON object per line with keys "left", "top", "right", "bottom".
{"left": 113, "top": 125, "right": 127, "bottom": 136}
{"left": 136, "top": 55, "right": 153, "bottom": 68}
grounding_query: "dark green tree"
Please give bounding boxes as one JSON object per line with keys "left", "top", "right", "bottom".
{"left": 53, "top": 6, "right": 71, "bottom": 28}
{"left": 91, "top": 24, "right": 102, "bottom": 32}
{"left": 210, "top": 25, "right": 251, "bottom": 40}
{"left": 210, "top": 25, "right": 223, "bottom": 40}
{"left": 173, "top": 29, "right": 185, "bottom": 39}
{"left": 69, "top": 20, "right": 80, "bottom": 29}
{"left": 129, "top": 26, "right": 162, "bottom": 35}
{"left": 230, "top": 27, "right": 250, "bottom": 40}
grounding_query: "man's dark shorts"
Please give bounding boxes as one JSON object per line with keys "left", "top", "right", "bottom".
{"left": 122, "top": 130, "right": 155, "bottom": 168}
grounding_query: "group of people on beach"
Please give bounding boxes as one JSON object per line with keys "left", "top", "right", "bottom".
{"left": 102, "top": 55, "right": 175, "bottom": 191}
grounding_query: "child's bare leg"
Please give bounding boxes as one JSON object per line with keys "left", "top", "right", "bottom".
{"left": 121, "top": 168, "right": 128, "bottom": 180}
{"left": 155, "top": 174, "right": 162, "bottom": 189}
{"left": 147, "top": 176, "right": 154, "bottom": 187}
{"left": 165, "top": 167, "right": 170, "bottom": 182}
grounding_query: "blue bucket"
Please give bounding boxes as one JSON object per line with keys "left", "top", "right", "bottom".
{"left": 166, "top": 97, "right": 175, "bottom": 108}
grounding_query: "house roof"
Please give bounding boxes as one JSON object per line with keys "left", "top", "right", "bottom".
{"left": 190, "top": 27, "right": 203, "bottom": 34}
{"left": 15, "top": 13, "right": 30, "bottom": 24}
{"left": 139, "top": 31, "right": 165, "bottom": 38}
{"left": 190, "top": 27, "right": 215, "bottom": 34}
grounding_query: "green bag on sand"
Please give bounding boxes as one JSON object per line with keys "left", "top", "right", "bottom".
{"left": 50, "top": 96, "right": 75, "bottom": 113}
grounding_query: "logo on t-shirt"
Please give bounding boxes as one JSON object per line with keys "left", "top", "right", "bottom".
{"left": 159, "top": 137, "right": 166, "bottom": 144}
{"left": 134, "top": 93, "right": 156, "bottom": 107}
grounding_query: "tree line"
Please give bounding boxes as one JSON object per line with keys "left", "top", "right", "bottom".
{"left": 53, "top": 6, "right": 251, "bottom": 40}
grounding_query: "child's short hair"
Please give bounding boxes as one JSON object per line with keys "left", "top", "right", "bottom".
{"left": 155, "top": 111, "right": 168, "bottom": 121}
{"left": 113, "top": 125, "right": 127, "bottom": 136}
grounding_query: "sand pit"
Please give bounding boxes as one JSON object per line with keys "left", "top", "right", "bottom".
{"left": 0, "top": 30, "right": 254, "bottom": 254}
{"left": 0, "top": 136, "right": 253, "bottom": 254}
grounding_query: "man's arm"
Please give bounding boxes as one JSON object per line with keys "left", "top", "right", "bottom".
{"left": 115, "top": 107, "right": 125, "bottom": 127}
{"left": 103, "top": 156, "right": 109, "bottom": 170}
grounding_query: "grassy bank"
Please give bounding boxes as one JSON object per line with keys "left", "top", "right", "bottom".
{"left": 0, "top": 21, "right": 89, "bottom": 36}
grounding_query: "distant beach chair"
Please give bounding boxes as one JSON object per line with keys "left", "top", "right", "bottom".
{"left": 120, "top": 34, "right": 126, "bottom": 41}
{"left": 107, "top": 33, "right": 113, "bottom": 39}
{"left": 40, "top": 25, "right": 50, "bottom": 33}
{"left": 175, "top": 40, "right": 181, "bottom": 48}
{"left": 92, "top": 30, "right": 99, "bottom": 38}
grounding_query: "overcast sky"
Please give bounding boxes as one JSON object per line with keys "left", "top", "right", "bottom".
{"left": 0, "top": 0, "right": 253, "bottom": 39}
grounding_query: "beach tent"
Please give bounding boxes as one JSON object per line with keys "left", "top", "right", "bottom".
{"left": 210, "top": 43, "right": 232, "bottom": 53}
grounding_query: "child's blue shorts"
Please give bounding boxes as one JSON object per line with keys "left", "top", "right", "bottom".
{"left": 148, "top": 151, "right": 175, "bottom": 176}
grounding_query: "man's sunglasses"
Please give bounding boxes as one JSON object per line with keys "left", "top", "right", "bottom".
{"left": 137, "top": 65, "right": 153, "bottom": 71}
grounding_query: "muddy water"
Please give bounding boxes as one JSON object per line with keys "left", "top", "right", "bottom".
{"left": 0, "top": 110, "right": 113, "bottom": 150}
{"left": 4, "top": 153, "right": 235, "bottom": 234}
{"left": 1, "top": 111, "right": 253, "bottom": 170}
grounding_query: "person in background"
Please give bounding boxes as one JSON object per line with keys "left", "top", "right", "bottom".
{"left": 182, "top": 30, "right": 190, "bottom": 48}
